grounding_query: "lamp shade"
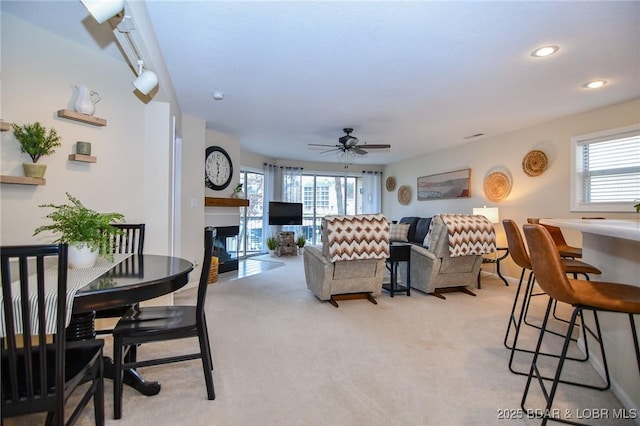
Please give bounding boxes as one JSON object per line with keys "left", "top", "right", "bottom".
{"left": 473, "top": 206, "right": 500, "bottom": 224}
{"left": 132, "top": 70, "right": 158, "bottom": 95}
{"left": 80, "top": 0, "right": 124, "bottom": 24}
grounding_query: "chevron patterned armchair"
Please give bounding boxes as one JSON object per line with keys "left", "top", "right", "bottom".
{"left": 405, "top": 214, "right": 495, "bottom": 299}
{"left": 303, "top": 214, "right": 390, "bottom": 307}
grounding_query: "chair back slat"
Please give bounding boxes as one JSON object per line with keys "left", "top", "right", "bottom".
{"left": 110, "top": 224, "right": 145, "bottom": 255}
{"left": 1, "top": 244, "right": 67, "bottom": 417}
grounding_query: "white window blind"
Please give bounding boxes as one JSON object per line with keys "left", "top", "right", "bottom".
{"left": 571, "top": 125, "right": 640, "bottom": 212}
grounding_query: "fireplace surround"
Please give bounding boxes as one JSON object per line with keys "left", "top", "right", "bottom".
{"left": 213, "top": 225, "right": 240, "bottom": 273}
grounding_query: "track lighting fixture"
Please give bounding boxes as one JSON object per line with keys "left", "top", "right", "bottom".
{"left": 132, "top": 60, "right": 158, "bottom": 95}
{"left": 80, "top": 0, "right": 124, "bottom": 24}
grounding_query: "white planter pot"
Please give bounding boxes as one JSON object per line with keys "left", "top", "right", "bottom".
{"left": 68, "top": 242, "right": 99, "bottom": 268}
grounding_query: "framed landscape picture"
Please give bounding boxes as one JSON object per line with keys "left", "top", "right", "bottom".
{"left": 417, "top": 168, "right": 471, "bottom": 201}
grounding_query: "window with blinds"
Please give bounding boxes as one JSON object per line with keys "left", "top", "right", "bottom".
{"left": 570, "top": 125, "right": 640, "bottom": 212}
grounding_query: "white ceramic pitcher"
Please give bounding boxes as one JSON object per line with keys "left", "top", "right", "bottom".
{"left": 73, "top": 84, "right": 101, "bottom": 116}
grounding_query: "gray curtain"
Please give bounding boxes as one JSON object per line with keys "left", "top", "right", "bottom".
{"left": 361, "top": 171, "right": 382, "bottom": 213}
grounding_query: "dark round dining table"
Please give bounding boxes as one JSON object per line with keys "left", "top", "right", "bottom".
{"left": 68, "top": 254, "right": 194, "bottom": 396}
{"left": 72, "top": 254, "right": 194, "bottom": 315}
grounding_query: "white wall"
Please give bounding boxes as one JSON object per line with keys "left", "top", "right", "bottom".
{"left": 180, "top": 114, "right": 207, "bottom": 268}
{"left": 1, "top": 12, "right": 148, "bottom": 246}
{"left": 383, "top": 97, "right": 640, "bottom": 279}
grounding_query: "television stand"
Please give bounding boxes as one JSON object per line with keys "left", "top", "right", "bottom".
{"left": 276, "top": 231, "right": 297, "bottom": 256}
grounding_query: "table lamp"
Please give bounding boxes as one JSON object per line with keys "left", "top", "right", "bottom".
{"left": 473, "top": 206, "right": 500, "bottom": 224}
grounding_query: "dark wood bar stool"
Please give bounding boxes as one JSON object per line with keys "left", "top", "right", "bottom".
{"left": 521, "top": 224, "right": 640, "bottom": 426}
{"left": 502, "top": 220, "right": 602, "bottom": 376}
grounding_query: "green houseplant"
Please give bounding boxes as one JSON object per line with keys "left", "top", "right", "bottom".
{"left": 296, "top": 235, "right": 306, "bottom": 254}
{"left": 266, "top": 235, "right": 278, "bottom": 256}
{"left": 33, "top": 193, "right": 125, "bottom": 268}
{"left": 12, "top": 122, "right": 61, "bottom": 178}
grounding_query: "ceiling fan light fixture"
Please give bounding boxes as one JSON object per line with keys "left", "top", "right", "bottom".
{"left": 345, "top": 137, "right": 359, "bottom": 148}
{"left": 531, "top": 45, "right": 559, "bottom": 57}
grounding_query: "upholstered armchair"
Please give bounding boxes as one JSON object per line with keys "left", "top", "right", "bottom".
{"left": 303, "top": 214, "right": 390, "bottom": 307}
{"left": 405, "top": 214, "right": 495, "bottom": 299}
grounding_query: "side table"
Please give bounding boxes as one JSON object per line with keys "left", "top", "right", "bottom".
{"left": 383, "top": 243, "right": 411, "bottom": 297}
{"left": 478, "top": 246, "right": 509, "bottom": 288}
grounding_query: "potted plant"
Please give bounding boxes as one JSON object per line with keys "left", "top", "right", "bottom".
{"left": 266, "top": 235, "right": 278, "bottom": 257}
{"left": 296, "top": 235, "right": 307, "bottom": 254}
{"left": 231, "top": 183, "right": 245, "bottom": 199}
{"left": 33, "top": 193, "right": 125, "bottom": 268}
{"left": 11, "top": 122, "right": 62, "bottom": 178}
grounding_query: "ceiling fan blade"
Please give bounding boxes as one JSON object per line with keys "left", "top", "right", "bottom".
{"left": 320, "top": 148, "right": 340, "bottom": 154}
{"left": 360, "top": 144, "right": 391, "bottom": 149}
{"left": 308, "top": 143, "right": 338, "bottom": 147}
{"left": 354, "top": 147, "right": 368, "bottom": 155}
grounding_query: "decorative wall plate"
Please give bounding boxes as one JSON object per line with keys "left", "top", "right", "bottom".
{"left": 483, "top": 171, "right": 512, "bottom": 202}
{"left": 386, "top": 176, "right": 396, "bottom": 192}
{"left": 522, "top": 150, "right": 548, "bottom": 177}
{"left": 397, "top": 185, "right": 411, "bottom": 205}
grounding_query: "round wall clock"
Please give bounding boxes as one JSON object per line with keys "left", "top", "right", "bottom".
{"left": 205, "top": 146, "right": 233, "bottom": 190}
{"left": 386, "top": 176, "right": 396, "bottom": 192}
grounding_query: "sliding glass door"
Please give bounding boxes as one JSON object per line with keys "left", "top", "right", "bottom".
{"left": 301, "top": 174, "right": 362, "bottom": 245}
{"left": 239, "top": 169, "right": 365, "bottom": 253}
{"left": 238, "top": 170, "right": 264, "bottom": 258}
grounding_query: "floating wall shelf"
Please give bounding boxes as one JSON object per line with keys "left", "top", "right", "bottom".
{"left": 57, "top": 109, "right": 107, "bottom": 126}
{"left": 204, "top": 197, "right": 249, "bottom": 207}
{"left": 0, "top": 175, "right": 45, "bottom": 185}
{"left": 69, "top": 154, "right": 97, "bottom": 163}
{"left": 0, "top": 121, "right": 11, "bottom": 132}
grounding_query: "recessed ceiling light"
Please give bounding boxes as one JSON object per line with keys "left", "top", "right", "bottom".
{"left": 531, "top": 45, "right": 559, "bottom": 57}
{"left": 584, "top": 80, "right": 607, "bottom": 89}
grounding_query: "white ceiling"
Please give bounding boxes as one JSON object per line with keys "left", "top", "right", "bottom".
{"left": 3, "top": 1, "right": 640, "bottom": 166}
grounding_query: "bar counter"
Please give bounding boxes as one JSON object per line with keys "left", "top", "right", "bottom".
{"left": 540, "top": 218, "right": 640, "bottom": 415}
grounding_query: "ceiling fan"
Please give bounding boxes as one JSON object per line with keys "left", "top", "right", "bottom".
{"left": 308, "top": 128, "right": 391, "bottom": 167}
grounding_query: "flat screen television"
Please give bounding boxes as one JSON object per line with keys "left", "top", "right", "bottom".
{"left": 268, "top": 202, "right": 303, "bottom": 225}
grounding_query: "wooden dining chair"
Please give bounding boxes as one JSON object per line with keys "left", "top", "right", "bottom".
{"left": 1, "top": 244, "right": 105, "bottom": 425}
{"left": 112, "top": 227, "right": 216, "bottom": 419}
{"left": 521, "top": 224, "right": 640, "bottom": 425}
{"left": 93, "top": 223, "right": 146, "bottom": 336}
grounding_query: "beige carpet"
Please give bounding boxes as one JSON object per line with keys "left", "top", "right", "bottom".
{"left": 6, "top": 255, "right": 634, "bottom": 425}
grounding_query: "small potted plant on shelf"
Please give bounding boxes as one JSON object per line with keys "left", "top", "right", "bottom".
{"left": 231, "top": 183, "right": 245, "bottom": 199}
{"left": 266, "top": 235, "right": 278, "bottom": 257}
{"left": 296, "top": 235, "right": 307, "bottom": 254}
{"left": 11, "top": 122, "right": 61, "bottom": 178}
{"left": 33, "top": 193, "right": 125, "bottom": 268}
